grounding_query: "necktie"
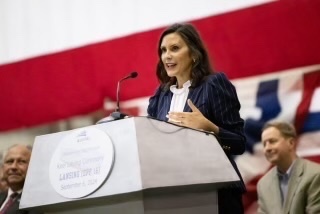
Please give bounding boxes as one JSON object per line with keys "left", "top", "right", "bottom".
{"left": 0, "top": 192, "right": 19, "bottom": 214}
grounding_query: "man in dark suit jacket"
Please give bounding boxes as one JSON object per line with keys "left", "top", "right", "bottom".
{"left": 0, "top": 144, "right": 42, "bottom": 214}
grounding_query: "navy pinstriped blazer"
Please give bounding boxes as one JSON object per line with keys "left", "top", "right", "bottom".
{"left": 147, "top": 72, "right": 246, "bottom": 191}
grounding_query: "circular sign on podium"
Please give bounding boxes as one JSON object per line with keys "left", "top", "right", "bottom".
{"left": 49, "top": 127, "right": 114, "bottom": 198}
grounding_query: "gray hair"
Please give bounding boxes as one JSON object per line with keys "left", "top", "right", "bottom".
{"left": 2, "top": 144, "right": 33, "bottom": 163}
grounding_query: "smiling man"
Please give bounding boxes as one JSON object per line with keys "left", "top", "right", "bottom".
{"left": 257, "top": 121, "right": 320, "bottom": 214}
{"left": 0, "top": 144, "right": 41, "bottom": 214}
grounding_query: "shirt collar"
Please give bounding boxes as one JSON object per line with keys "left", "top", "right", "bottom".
{"left": 8, "top": 188, "right": 22, "bottom": 196}
{"left": 277, "top": 159, "right": 296, "bottom": 179}
{"left": 170, "top": 80, "right": 191, "bottom": 94}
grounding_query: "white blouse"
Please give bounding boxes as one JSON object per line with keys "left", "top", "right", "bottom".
{"left": 169, "top": 80, "right": 191, "bottom": 112}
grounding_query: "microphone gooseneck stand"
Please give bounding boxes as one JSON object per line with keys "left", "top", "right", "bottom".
{"left": 97, "top": 71, "right": 138, "bottom": 124}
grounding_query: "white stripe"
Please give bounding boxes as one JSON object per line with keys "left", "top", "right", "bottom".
{"left": 310, "top": 88, "right": 320, "bottom": 112}
{"left": 232, "top": 64, "right": 320, "bottom": 120}
{"left": 0, "top": 0, "right": 275, "bottom": 64}
{"left": 232, "top": 64, "right": 320, "bottom": 84}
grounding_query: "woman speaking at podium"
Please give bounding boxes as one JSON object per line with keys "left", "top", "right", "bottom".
{"left": 147, "top": 23, "right": 246, "bottom": 214}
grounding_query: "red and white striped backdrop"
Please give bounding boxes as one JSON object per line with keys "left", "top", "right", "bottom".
{"left": 1, "top": 0, "right": 320, "bottom": 213}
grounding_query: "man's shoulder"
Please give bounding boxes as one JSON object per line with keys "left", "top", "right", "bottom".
{"left": 300, "top": 158, "right": 320, "bottom": 174}
{"left": 258, "top": 167, "right": 276, "bottom": 187}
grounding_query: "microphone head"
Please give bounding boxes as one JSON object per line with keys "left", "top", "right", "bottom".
{"left": 130, "top": 71, "right": 138, "bottom": 78}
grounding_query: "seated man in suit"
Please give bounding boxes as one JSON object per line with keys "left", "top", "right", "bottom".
{"left": 257, "top": 121, "right": 320, "bottom": 214}
{"left": 0, "top": 144, "right": 42, "bottom": 214}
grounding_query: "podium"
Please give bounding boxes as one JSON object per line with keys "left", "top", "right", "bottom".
{"left": 20, "top": 117, "right": 240, "bottom": 214}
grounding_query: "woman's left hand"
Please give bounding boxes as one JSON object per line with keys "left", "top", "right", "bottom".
{"left": 167, "top": 99, "right": 218, "bottom": 133}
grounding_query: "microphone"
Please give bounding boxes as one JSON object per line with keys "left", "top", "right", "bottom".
{"left": 97, "top": 71, "right": 138, "bottom": 124}
{"left": 115, "top": 71, "right": 138, "bottom": 112}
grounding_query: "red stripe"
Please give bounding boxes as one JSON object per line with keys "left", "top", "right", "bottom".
{"left": 0, "top": 29, "right": 162, "bottom": 130}
{"left": 294, "top": 70, "right": 320, "bottom": 133}
{"left": 195, "top": 0, "right": 320, "bottom": 78}
{"left": 1, "top": 0, "right": 320, "bottom": 131}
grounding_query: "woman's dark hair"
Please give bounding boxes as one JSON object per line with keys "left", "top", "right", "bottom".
{"left": 156, "top": 23, "right": 214, "bottom": 89}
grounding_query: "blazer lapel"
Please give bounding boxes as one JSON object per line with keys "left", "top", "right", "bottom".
{"left": 0, "top": 192, "right": 7, "bottom": 206}
{"left": 269, "top": 169, "right": 283, "bottom": 213}
{"left": 156, "top": 90, "right": 172, "bottom": 121}
{"left": 184, "top": 85, "right": 204, "bottom": 112}
{"left": 283, "top": 159, "right": 304, "bottom": 213}
{"left": 0, "top": 192, "right": 21, "bottom": 214}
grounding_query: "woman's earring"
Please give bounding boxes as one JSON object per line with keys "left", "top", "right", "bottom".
{"left": 193, "top": 58, "right": 196, "bottom": 63}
